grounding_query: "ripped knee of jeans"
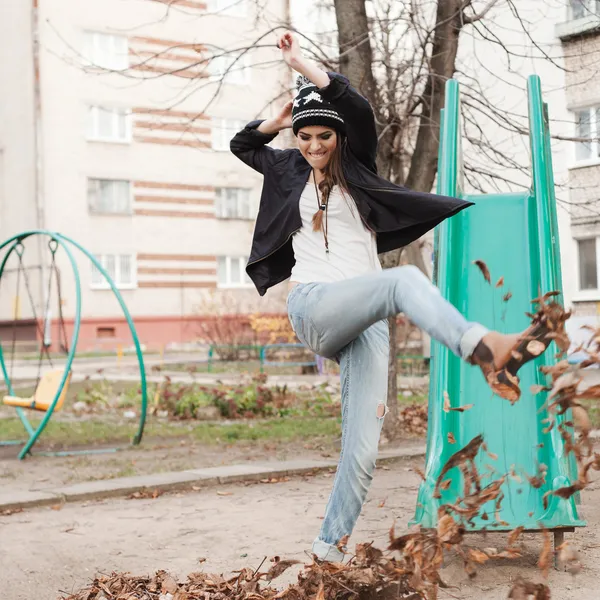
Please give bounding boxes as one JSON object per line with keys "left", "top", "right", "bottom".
{"left": 377, "top": 403, "right": 388, "bottom": 419}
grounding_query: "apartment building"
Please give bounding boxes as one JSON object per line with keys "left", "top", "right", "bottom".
{"left": 556, "top": 1, "right": 600, "bottom": 323}
{"left": 0, "top": 0, "right": 291, "bottom": 349}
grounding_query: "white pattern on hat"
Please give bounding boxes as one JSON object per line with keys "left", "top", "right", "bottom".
{"left": 303, "top": 91, "right": 323, "bottom": 104}
{"left": 292, "top": 108, "right": 345, "bottom": 124}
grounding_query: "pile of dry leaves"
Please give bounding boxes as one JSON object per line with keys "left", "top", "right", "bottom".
{"left": 61, "top": 271, "right": 600, "bottom": 600}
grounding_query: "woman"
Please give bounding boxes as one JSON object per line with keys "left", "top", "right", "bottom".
{"left": 230, "top": 32, "right": 552, "bottom": 562}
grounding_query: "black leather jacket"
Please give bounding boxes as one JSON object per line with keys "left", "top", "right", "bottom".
{"left": 230, "top": 72, "right": 471, "bottom": 296}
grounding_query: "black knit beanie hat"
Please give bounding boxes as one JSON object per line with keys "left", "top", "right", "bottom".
{"left": 291, "top": 75, "right": 346, "bottom": 136}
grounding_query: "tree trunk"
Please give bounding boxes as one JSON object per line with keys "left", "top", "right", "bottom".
{"left": 332, "top": 0, "right": 466, "bottom": 440}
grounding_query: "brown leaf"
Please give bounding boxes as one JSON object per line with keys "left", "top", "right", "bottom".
{"left": 447, "top": 432, "right": 457, "bottom": 444}
{"left": 413, "top": 467, "right": 426, "bottom": 481}
{"left": 572, "top": 405, "right": 591, "bottom": 434}
{"left": 217, "top": 491, "right": 233, "bottom": 496}
{"left": 473, "top": 259, "right": 491, "bottom": 284}
{"left": 557, "top": 541, "right": 582, "bottom": 575}
{"left": 508, "top": 577, "right": 551, "bottom": 599}
{"left": 161, "top": 574, "right": 179, "bottom": 594}
{"left": 508, "top": 526, "right": 524, "bottom": 547}
{"left": 315, "top": 581, "right": 325, "bottom": 600}
{"left": 495, "top": 276, "right": 504, "bottom": 288}
{"left": 527, "top": 340, "right": 546, "bottom": 356}
{"left": 468, "top": 548, "right": 490, "bottom": 564}
{"left": 443, "top": 393, "right": 474, "bottom": 412}
{"left": 443, "top": 390, "right": 451, "bottom": 412}
{"left": 266, "top": 559, "right": 301, "bottom": 581}
{"left": 437, "top": 513, "right": 464, "bottom": 544}
{"left": 503, "top": 291, "right": 513, "bottom": 302}
{"left": 538, "top": 528, "right": 552, "bottom": 578}
{"left": 440, "top": 479, "right": 452, "bottom": 490}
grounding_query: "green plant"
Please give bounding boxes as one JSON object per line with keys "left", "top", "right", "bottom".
{"left": 75, "top": 377, "right": 112, "bottom": 408}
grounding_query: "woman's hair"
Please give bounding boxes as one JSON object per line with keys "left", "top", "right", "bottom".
{"left": 312, "top": 134, "right": 350, "bottom": 232}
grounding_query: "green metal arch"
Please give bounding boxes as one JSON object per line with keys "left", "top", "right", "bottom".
{"left": 0, "top": 230, "right": 147, "bottom": 459}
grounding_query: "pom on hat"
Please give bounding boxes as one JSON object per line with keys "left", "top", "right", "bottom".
{"left": 295, "top": 74, "right": 313, "bottom": 90}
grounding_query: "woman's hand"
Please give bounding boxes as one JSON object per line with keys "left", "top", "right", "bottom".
{"left": 275, "top": 100, "right": 293, "bottom": 130}
{"left": 277, "top": 31, "right": 303, "bottom": 68}
{"left": 277, "top": 30, "right": 330, "bottom": 89}
{"left": 257, "top": 100, "right": 293, "bottom": 135}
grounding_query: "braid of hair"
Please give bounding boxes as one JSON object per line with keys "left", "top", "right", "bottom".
{"left": 311, "top": 168, "right": 334, "bottom": 232}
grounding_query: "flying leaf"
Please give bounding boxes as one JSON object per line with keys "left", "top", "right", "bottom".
{"left": 473, "top": 259, "right": 491, "bottom": 284}
{"left": 266, "top": 559, "right": 301, "bottom": 581}
{"left": 495, "top": 276, "right": 504, "bottom": 288}
{"left": 538, "top": 528, "right": 552, "bottom": 578}
{"left": 447, "top": 432, "right": 457, "bottom": 444}
{"left": 503, "top": 291, "right": 513, "bottom": 302}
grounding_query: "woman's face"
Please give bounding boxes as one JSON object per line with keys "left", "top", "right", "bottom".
{"left": 297, "top": 126, "right": 337, "bottom": 170}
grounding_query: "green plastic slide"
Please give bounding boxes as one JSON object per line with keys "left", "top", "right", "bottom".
{"left": 412, "top": 77, "right": 585, "bottom": 533}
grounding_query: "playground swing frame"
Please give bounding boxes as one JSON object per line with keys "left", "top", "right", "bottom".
{"left": 0, "top": 230, "right": 148, "bottom": 460}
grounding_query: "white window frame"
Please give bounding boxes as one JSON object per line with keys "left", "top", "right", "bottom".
{"left": 570, "top": 106, "right": 600, "bottom": 169}
{"left": 83, "top": 31, "right": 129, "bottom": 70}
{"left": 87, "top": 106, "right": 132, "bottom": 143}
{"left": 88, "top": 178, "right": 133, "bottom": 215}
{"left": 209, "top": 53, "right": 251, "bottom": 86}
{"left": 211, "top": 118, "right": 245, "bottom": 151}
{"left": 217, "top": 256, "right": 252, "bottom": 288}
{"left": 215, "top": 187, "right": 252, "bottom": 219}
{"left": 575, "top": 236, "right": 600, "bottom": 300}
{"left": 569, "top": 0, "right": 600, "bottom": 20}
{"left": 209, "top": 0, "right": 248, "bottom": 17}
{"left": 91, "top": 254, "right": 137, "bottom": 290}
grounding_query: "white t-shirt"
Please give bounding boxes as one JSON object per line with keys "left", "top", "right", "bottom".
{"left": 290, "top": 181, "right": 381, "bottom": 283}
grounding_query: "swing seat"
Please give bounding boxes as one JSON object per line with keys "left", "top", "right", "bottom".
{"left": 3, "top": 369, "right": 71, "bottom": 412}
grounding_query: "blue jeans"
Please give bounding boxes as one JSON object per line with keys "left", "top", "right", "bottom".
{"left": 286, "top": 265, "right": 488, "bottom": 562}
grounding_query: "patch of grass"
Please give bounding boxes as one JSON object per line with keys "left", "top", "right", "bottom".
{"left": 580, "top": 399, "right": 600, "bottom": 428}
{"left": 398, "top": 392, "right": 427, "bottom": 405}
{"left": 0, "top": 416, "right": 341, "bottom": 449}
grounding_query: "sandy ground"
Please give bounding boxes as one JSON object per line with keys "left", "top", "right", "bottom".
{"left": 1, "top": 457, "right": 599, "bottom": 600}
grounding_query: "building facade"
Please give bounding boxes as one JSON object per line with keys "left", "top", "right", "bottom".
{"left": 557, "top": 1, "right": 600, "bottom": 328}
{"left": 0, "top": 0, "right": 291, "bottom": 350}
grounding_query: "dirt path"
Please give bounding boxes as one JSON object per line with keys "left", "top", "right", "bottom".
{"left": 1, "top": 457, "right": 598, "bottom": 600}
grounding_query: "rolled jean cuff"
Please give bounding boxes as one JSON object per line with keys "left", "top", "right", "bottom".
{"left": 459, "top": 324, "right": 489, "bottom": 360}
{"left": 311, "top": 538, "right": 345, "bottom": 562}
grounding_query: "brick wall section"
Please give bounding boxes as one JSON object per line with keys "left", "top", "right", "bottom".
{"left": 567, "top": 164, "right": 600, "bottom": 223}
{"left": 563, "top": 36, "right": 600, "bottom": 107}
{"left": 572, "top": 301, "right": 599, "bottom": 316}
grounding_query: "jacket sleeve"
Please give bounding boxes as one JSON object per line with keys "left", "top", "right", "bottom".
{"left": 317, "top": 72, "right": 378, "bottom": 173}
{"left": 230, "top": 120, "right": 290, "bottom": 174}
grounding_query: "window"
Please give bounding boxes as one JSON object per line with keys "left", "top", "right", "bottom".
{"left": 578, "top": 238, "right": 600, "bottom": 291}
{"left": 91, "top": 254, "right": 136, "bottom": 289}
{"left": 210, "top": 0, "right": 248, "bottom": 17}
{"left": 570, "top": 0, "right": 600, "bottom": 19}
{"left": 88, "top": 106, "right": 131, "bottom": 142}
{"left": 217, "top": 256, "right": 252, "bottom": 287}
{"left": 574, "top": 107, "right": 600, "bottom": 162}
{"left": 88, "top": 179, "right": 131, "bottom": 214}
{"left": 83, "top": 31, "right": 128, "bottom": 70}
{"left": 215, "top": 187, "right": 252, "bottom": 219}
{"left": 212, "top": 118, "right": 245, "bottom": 151}
{"left": 210, "top": 53, "right": 251, "bottom": 85}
